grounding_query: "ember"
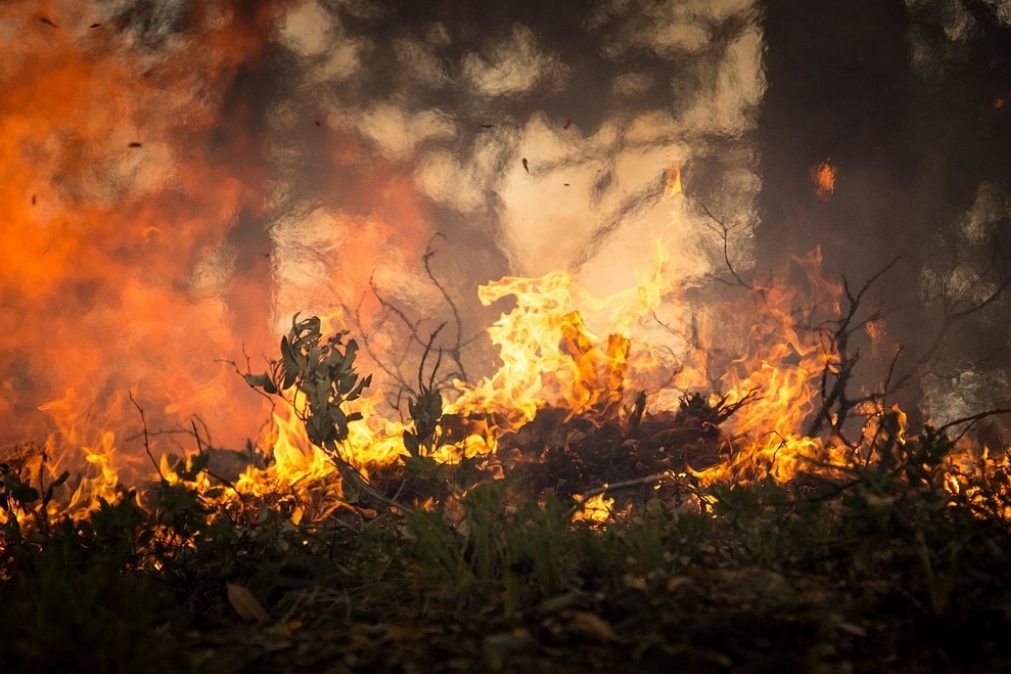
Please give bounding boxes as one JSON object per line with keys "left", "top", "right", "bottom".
{"left": 811, "top": 159, "right": 836, "bottom": 199}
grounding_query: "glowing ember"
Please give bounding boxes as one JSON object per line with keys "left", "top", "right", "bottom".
{"left": 811, "top": 159, "right": 837, "bottom": 199}
{"left": 994, "top": 88, "right": 1011, "bottom": 109}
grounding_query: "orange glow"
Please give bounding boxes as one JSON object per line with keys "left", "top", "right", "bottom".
{"left": 664, "top": 161, "right": 684, "bottom": 198}
{"left": 2, "top": 4, "right": 1007, "bottom": 531}
{"left": 0, "top": 1, "right": 278, "bottom": 486}
{"left": 994, "top": 88, "right": 1011, "bottom": 109}
{"left": 447, "top": 241, "right": 670, "bottom": 435}
{"left": 811, "top": 159, "right": 836, "bottom": 199}
{"left": 572, "top": 492, "right": 615, "bottom": 524}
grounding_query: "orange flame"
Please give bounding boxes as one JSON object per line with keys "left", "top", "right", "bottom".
{"left": 0, "top": 2, "right": 280, "bottom": 479}
{"left": 572, "top": 492, "right": 614, "bottom": 524}
{"left": 664, "top": 161, "right": 684, "bottom": 198}
{"left": 811, "top": 159, "right": 836, "bottom": 199}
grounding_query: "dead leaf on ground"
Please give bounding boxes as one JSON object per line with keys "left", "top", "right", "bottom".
{"left": 564, "top": 610, "right": 617, "bottom": 641}
{"left": 226, "top": 582, "right": 270, "bottom": 624}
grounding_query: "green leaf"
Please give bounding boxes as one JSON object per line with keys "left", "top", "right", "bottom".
{"left": 281, "top": 363, "right": 297, "bottom": 390}
{"left": 348, "top": 374, "right": 372, "bottom": 401}
{"left": 338, "top": 372, "right": 359, "bottom": 395}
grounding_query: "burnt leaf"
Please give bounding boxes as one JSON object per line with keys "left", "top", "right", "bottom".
{"left": 43, "top": 470, "right": 71, "bottom": 503}
{"left": 403, "top": 431, "right": 421, "bottom": 457}
{"left": 10, "top": 482, "right": 39, "bottom": 505}
{"left": 243, "top": 373, "right": 277, "bottom": 394}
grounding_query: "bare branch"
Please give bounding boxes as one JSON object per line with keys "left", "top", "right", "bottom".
{"left": 129, "top": 391, "right": 165, "bottom": 482}
{"left": 423, "top": 233, "right": 469, "bottom": 382}
{"left": 936, "top": 408, "right": 1011, "bottom": 439}
{"left": 698, "top": 203, "right": 755, "bottom": 292}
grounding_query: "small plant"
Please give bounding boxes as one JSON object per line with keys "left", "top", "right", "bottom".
{"left": 246, "top": 314, "right": 372, "bottom": 455}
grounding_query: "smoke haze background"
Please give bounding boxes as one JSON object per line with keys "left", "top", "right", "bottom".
{"left": 1, "top": 0, "right": 1009, "bottom": 456}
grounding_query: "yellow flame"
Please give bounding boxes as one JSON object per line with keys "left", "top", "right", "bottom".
{"left": 572, "top": 492, "right": 614, "bottom": 524}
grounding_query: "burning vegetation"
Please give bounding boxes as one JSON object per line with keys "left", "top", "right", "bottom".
{"left": 4, "top": 222, "right": 1011, "bottom": 670}
{"left": 4, "top": 1, "right": 1011, "bottom": 672}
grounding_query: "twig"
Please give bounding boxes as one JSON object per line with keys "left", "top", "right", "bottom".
{"left": 129, "top": 391, "right": 165, "bottom": 482}
{"left": 698, "top": 203, "right": 755, "bottom": 292}
{"left": 190, "top": 418, "right": 243, "bottom": 498}
{"left": 418, "top": 323, "right": 447, "bottom": 392}
{"left": 623, "top": 391, "right": 647, "bottom": 438}
{"left": 936, "top": 407, "right": 1011, "bottom": 441}
{"left": 331, "top": 452, "right": 414, "bottom": 515}
{"left": 423, "top": 233, "right": 469, "bottom": 382}
{"left": 567, "top": 471, "right": 679, "bottom": 518}
{"left": 806, "top": 258, "right": 899, "bottom": 438}
{"left": 370, "top": 275, "right": 426, "bottom": 349}
{"left": 946, "top": 238, "right": 1011, "bottom": 320}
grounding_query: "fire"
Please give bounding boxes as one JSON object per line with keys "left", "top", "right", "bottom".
{"left": 572, "top": 492, "right": 614, "bottom": 524}
{"left": 447, "top": 241, "right": 670, "bottom": 435}
{"left": 0, "top": 1, "right": 278, "bottom": 477}
{"left": 811, "top": 159, "right": 836, "bottom": 199}
{"left": 1, "top": 4, "right": 1008, "bottom": 533}
{"left": 943, "top": 442, "right": 1011, "bottom": 521}
{"left": 664, "top": 161, "right": 684, "bottom": 198}
{"left": 9, "top": 218, "right": 1009, "bottom": 528}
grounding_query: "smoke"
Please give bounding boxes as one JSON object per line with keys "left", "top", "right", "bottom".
{"left": 267, "top": 0, "right": 767, "bottom": 364}
{"left": 758, "top": 0, "right": 1011, "bottom": 430}
{"left": 0, "top": 0, "right": 770, "bottom": 461}
{"left": 0, "top": 0, "right": 281, "bottom": 454}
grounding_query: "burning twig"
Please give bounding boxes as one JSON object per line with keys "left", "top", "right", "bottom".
{"left": 806, "top": 257, "right": 899, "bottom": 439}
{"left": 567, "top": 470, "right": 680, "bottom": 519}
{"left": 189, "top": 418, "right": 243, "bottom": 499}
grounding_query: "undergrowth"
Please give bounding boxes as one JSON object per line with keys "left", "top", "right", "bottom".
{"left": 2, "top": 316, "right": 1011, "bottom": 672}
{"left": 2, "top": 423, "right": 1011, "bottom": 672}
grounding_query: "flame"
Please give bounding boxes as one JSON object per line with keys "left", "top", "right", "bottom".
{"left": 942, "top": 442, "right": 1011, "bottom": 521}
{"left": 0, "top": 1, "right": 282, "bottom": 496}
{"left": 664, "top": 161, "right": 684, "bottom": 198}
{"left": 572, "top": 492, "right": 614, "bottom": 524}
{"left": 811, "top": 159, "right": 836, "bottom": 199}
{"left": 14, "top": 219, "right": 1010, "bottom": 526}
{"left": 448, "top": 241, "right": 670, "bottom": 432}
{"left": 2, "top": 4, "right": 1007, "bottom": 530}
